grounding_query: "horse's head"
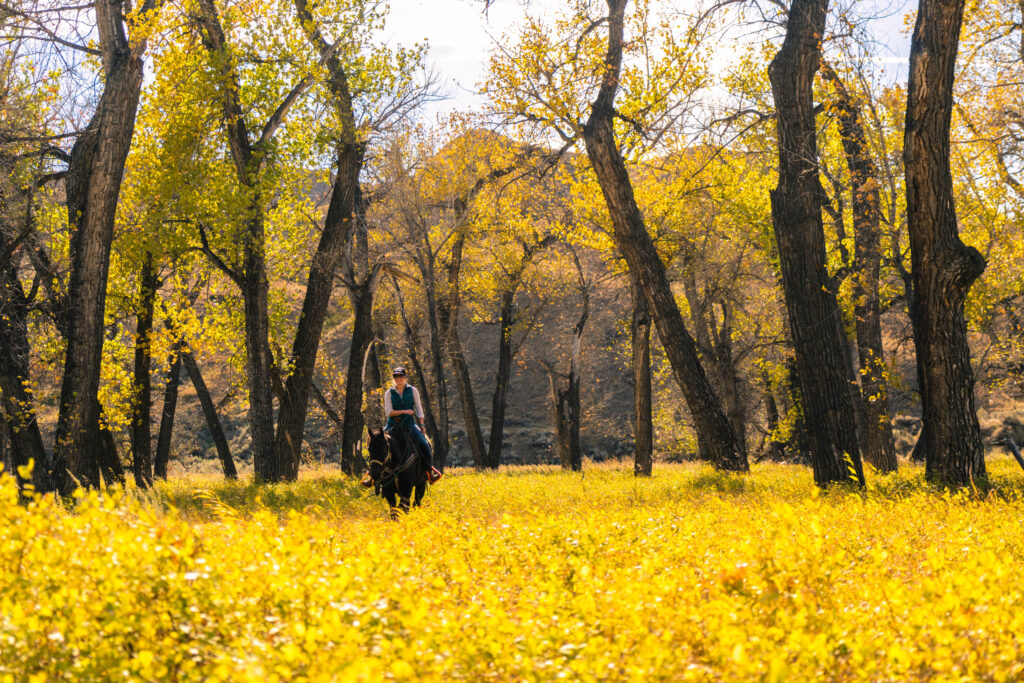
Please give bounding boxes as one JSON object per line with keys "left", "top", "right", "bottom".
{"left": 366, "top": 427, "right": 390, "bottom": 484}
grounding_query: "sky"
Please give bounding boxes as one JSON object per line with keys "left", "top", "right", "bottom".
{"left": 381, "top": 0, "right": 544, "bottom": 115}
{"left": 382, "top": 0, "right": 915, "bottom": 119}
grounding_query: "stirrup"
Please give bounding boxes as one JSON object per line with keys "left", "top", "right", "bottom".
{"left": 427, "top": 467, "right": 442, "bottom": 484}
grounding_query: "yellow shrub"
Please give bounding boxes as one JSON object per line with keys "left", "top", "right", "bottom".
{"left": 3, "top": 460, "right": 1024, "bottom": 681}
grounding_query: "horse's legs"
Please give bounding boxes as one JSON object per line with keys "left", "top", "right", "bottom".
{"left": 414, "top": 477, "right": 426, "bottom": 507}
{"left": 383, "top": 487, "right": 399, "bottom": 521}
{"left": 399, "top": 495, "right": 411, "bottom": 514}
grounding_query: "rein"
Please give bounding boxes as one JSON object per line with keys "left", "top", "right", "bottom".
{"left": 370, "top": 428, "right": 419, "bottom": 492}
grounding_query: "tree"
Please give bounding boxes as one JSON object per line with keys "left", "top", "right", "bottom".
{"left": 376, "top": 126, "right": 529, "bottom": 470}
{"left": 487, "top": 0, "right": 748, "bottom": 472}
{"left": 904, "top": 0, "right": 986, "bottom": 488}
{"left": 38, "top": 0, "right": 160, "bottom": 491}
{"left": 629, "top": 271, "right": 652, "bottom": 475}
{"left": 819, "top": 63, "right": 898, "bottom": 473}
{"left": 541, "top": 247, "right": 590, "bottom": 471}
{"left": 767, "top": 0, "right": 864, "bottom": 487}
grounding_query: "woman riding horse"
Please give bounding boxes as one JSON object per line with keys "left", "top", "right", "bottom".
{"left": 365, "top": 427, "right": 427, "bottom": 517}
{"left": 383, "top": 366, "right": 442, "bottom": 483}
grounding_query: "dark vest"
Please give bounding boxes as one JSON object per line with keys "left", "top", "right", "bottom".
{"left": 386, "top": 386, "right": 417, "bottom": 430}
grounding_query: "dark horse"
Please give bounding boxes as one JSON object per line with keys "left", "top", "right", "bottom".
{"left": 366, "top": 426, "right": 428, "bottom": 519}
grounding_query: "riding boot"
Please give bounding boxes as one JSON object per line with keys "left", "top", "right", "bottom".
{"left": 413, "top": 428, "right": 442, "bottom": 483}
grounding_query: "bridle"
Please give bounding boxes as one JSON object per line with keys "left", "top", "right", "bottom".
{"left": 368, "top": 429, "right": 418, "bottom": 493}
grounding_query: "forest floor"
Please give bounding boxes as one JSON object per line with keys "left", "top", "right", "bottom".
{"left": 4, "top": 459, "right": 1024, "bottom": 681}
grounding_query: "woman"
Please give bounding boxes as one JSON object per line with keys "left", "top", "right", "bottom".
{"left": 383, "top": 366, "right": 442, "bottom": 483}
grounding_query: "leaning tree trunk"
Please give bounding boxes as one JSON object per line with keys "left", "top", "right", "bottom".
{"left": 182, "top": 351, "right": 237, "bottom": 479}
{"left": 822, "top": 64, "right": 898, "bottom": 473}
{"left": 53, "top": 7, "right": 147, "bottom": 492}
{"left": 629, "top": 273, "right": 653, "bottom": 476}
{"left": 274, "top": 142, "right": 364, "bottom": 478}
{"left": 130, "top": 254, "right": 158, "bottom": 488}
{"left": 154, "top": 339, "right": 183, "bottom": 480}
{"left": 439, "top": 233, "right": 488, "bottom": 468}
{"left": 767, "top": 0, "right": 865, "bottom": 487}
{"left": 904, "top": 0, "right": 986, "bottom": 488}
{"left": 583, "top": 0, "right": 746, "bottom": 472}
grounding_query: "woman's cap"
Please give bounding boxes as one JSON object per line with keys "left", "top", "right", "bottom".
{"left": 392, "top": 366, "right": 407, "bottom": 377}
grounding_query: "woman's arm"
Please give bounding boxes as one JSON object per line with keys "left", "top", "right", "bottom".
{"left": 412, "top": 387, "right": 426, "bottom": 429}
{"left": 383, "top": 388, "right": 415, "bottom": 417}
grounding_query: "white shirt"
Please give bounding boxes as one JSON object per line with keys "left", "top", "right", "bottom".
{"left": 383, "top": 384, "right": 424, "bottom": 419}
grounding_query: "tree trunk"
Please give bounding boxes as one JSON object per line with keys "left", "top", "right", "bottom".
{"left": 567, "top": 251, "right": 589, "bottom": 472}
{"left": 761, "top": 369, "right": 785, "bottom": 461}
{"left": 711, "top": 302, "right": 747, "bottom": 453}
{"left": 629, "top": 273, "right": 653, "bottom": 476}
{"left": 487, "top": 288, "right": 516, "bottom": 470}
{"left": 340, "top": 265, "right": 384, "bottom": 474}
{"left": 439, "top": 233, "right": 488, "bottom": 468}
{"left": 0, "top": 262, "right": 50, "bottom": 492}
{"left": 682, "top": 280, "right": 748, "bottom": 461}
{"left": 1, "top": 422, "right": 11, "bottom": 483}
{"left": 904, "top": 0, "right": 986, "bottom": 488}
{"left": 196, "top": 0, "right": 310, "bottom": 482}
{"left": 181, "top": 351, "right": 237, "bottom": 479}
{"left": 485, "top": 238, "right": 552, "bottom": 469}
{"left": 768, "top": 0, "right": 865, "bottom": 487}
{"left": 583, "top": 0, "right": 746, "bottom": 472}
{"left": 822, "top": 64, "right": 898, "bottom": 473}
{"left": 130, "top": 253, "right": 158, "bottom": 488}
{"left": 154, "top": 339, "right": 183, "bottom": 480}
{"left": 542, "top": 362, "right": 572, "bottom": 468}
{"left": 274, "top": 142, "right": 364, "bottom": 478}
{"left": 53, "top": 13, "right": 147, "bottom": 492}
{"left": 242, "top": 250, "right": 279, "bottom": 481}
{"left": 420, "top": 255, "right": 451, "bottom": 469}
{"left": 96, "top": 407, "right": 125, "bottom": 487}
{"left": 566, "top": 320, "right": 585, "bottom": 472}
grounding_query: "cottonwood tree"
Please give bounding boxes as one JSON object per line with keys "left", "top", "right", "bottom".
{"left": 274, "top": 0, "right": 434, "bottom": 480}
{"left": 0, "top": 0, "right": 164, "bottom": 491}
{"left": 181, "top": 0, "right": 430, "bottom": 481}
{"left": 0, "top": 35, "right": 62, "bottom": 491}
{"left": 375, "top": 125, "right": 543, "bottom": 469}
{"left": 767, "top": 0, "right": 865, "bottom": 486}
{"left": 486, "top": 0, "right": 748, "bottom": 472}
{"left": 538, "top": 246, "right": 590, "bottom": 471}
{"left": 904, "top": 0, "right": 987, "bottom": 488}
{"left": 817, "top": 57, "right": 899, "bottom": 473}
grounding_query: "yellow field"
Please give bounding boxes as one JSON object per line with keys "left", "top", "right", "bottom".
{"left": 3, "top": 459, "right": 1024, "bottom": 681}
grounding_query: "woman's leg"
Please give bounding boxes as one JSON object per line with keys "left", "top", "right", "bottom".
{"left": 410, "top": 427, "right": 441, "bottom": 482}
{"left": 410, "top": 427, "right": 432, "bottom": 469}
